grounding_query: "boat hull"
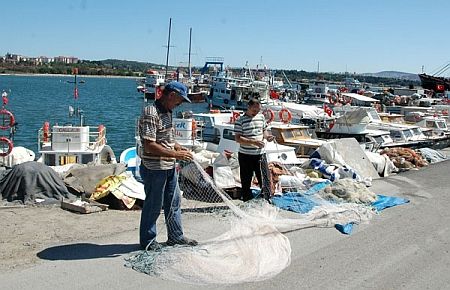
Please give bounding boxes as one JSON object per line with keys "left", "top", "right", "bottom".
{"left": 418, "top": 73, "right": 450, "bottom": 92}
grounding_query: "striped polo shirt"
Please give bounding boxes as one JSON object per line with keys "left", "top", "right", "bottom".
{"left": 234, "top": 113, "right": 267, "bottom": 155}
{"left": 138, "top": 100, "right": 176, "bottom": 170}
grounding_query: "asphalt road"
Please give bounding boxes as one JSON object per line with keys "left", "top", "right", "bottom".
{"left": 1, "top": 160, "right": 449, "bottom": 290}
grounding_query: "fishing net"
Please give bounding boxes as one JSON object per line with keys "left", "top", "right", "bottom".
{"left": 125, "top": 158, "right": 375, "bottom": 285}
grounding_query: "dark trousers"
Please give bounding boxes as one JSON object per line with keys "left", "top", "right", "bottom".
{"left": 238, "top": 152, "right": 263, "bottom": 202}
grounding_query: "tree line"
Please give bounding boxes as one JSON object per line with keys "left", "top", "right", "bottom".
{"left": 0, "top": 58, "right": 419, "bottom": 87}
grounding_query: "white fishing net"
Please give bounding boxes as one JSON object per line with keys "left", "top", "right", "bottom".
{"left": 125, "top": 159, "right": 375, "bottom": 284}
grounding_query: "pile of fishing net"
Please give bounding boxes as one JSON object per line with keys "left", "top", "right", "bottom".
{"left": 125, "top": 160, "right": 377, "bottom": 284}
{"left": 380, "top": 147, "right": 428, "bottom": 169}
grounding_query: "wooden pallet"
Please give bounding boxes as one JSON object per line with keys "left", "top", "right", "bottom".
{"left": 61, "top": 198, "right": 109, "bottom": 214}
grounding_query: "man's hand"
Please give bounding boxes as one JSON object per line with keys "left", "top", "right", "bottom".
{"left": 266, "top": 135, "right": 275, "bottom": 142}
{"left": 174, "top": 143, "right": 188, "bottom": 151}
{"left": 175, "top": 150, "right": 193, "bottom": 162}
{"left": 253, "top": 140, "right": 265, "bottom": 148}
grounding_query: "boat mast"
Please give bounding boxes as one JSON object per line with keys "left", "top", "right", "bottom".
{"left": 164, "top": 18, "right": 172, "bottom": 79}
{"left": 70, "top": 68, "right": 84, "bottom": 126}
{"left": 188, "top": 27, "right": 192, "bottom": 79}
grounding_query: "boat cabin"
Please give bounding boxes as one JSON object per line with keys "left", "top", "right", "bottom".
{"left": 364, "top": 129, "right": 396, "bottom": 150}
{"left": 213, "top": 122, "right": 301, "bottom": 164}
{"left": 144, "top": 70, "right": 165, "bottom": 101}
{"left": 192, "top": 111, "right": 236, "bottom": 143}
{"left": 209, "top": 71, "right": 270, "bottom": 109}
{"left": 415, "top": 116, "right": 448, "bottom": 136}
{"left": 38, "top": 125, "right": 113, "bottom": 166}
{"left": 269, "top": 123, "right": 327, "bottom": 157}
{"left": 378, "top": 113, "right": 405, "bottom": 124}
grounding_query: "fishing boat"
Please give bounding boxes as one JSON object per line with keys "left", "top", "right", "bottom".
{"left": 208, "top": 70, "right": 270, "bottom": 110}
{"left": 184, "top": 28, "right": 208, "bottom": 103}
{"left": 202, "top": 121, "right": 301, "bottom": 165}
{"left": 37, "top": 69, "right": 116, "bottom": 166}
{"left": 418, "top": 73, "right": 450, "bottom": 94}
{"left": 143, "top": 70, "right": 165, "bottom": 102}
{"left": 191, "top": 110, "right": 235, "bottom": 143}
{"left": 304, "top": 80, "right": 334, "bottom": 105}
{"left": 119, "top": 109, "right": 301, "bottom": 180}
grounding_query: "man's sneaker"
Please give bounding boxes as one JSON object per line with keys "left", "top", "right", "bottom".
{"left": 141, "top": 241, "right": 163, "bottom": 251}
{"left": 166, "top": 237, "right": 198, "bottom": 247}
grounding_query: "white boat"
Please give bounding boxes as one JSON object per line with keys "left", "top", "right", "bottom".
{"left": 208, "top": 71, "right": 270, "bottom": 110}
{"left": 364, "top": 129, "right": 406, "bottom": 151}
{"left": 304, "top": 80, "right": 334, "bottom": 104}
{"left": 143, "top": 70, "right": 165, "bottom": 102}
{"left": 191, "top": 110, "right": 236, "bottom": 143}
{"left": 265, "top": 101, "right": 327, "bottom": 124}
{"left": 37, "top": 124, "right": 115, "bottom": 166}
{"left": 405, "top": 114, "right": 449, "bottom": 136}
{"left": 366, "top": 122, "right": 432, "bottom": 148}
{"left": 343, "top": 77, "right": 363, "bottom": 92}
{"left": 330, "top": 105, "right": 433, "bottom": 148}
{"left": 201, "top": 119, "right": 301, "bottom": 165}
{"left": 37, "top": 72, "right": 116, "bottom": 167}
{"left": 120, "top": 109, "right": 301, "bottom": 180}
{"left": 313, "top": 106, "right": 371, "bottom": 139}
{"left": 329, "top": 107, "right": 371, "bottom": 134}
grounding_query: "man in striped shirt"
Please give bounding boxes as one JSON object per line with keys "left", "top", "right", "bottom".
{"left": 138, "top": 81, "right": 198, "bottom": 250}
{"left": 234, "top": 98, "right": 274, "bottom": 202}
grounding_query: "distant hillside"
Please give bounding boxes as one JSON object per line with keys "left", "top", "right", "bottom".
{"left": 362, "top": 71, "right": 420, "bottom": 81}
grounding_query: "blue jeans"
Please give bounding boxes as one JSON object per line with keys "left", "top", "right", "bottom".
{"left": 139, "top": 165, "right": 183, "bottom": 247}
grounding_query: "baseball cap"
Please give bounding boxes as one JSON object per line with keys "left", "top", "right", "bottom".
{"left": 164, "top": 81, "right": 191, "bottom": 103}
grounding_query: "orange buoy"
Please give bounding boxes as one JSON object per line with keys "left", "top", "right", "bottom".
{"left": 0, "top": 109, "right": 15, "bottom": 130}
{"left": 263, "top": 108, "right": 275, "bottom": 123}
{"left": 0, "top": 136, "right": 13, "bottom": 157}
{"left": 279, "top": 108, "right": 292, "bottom": 124}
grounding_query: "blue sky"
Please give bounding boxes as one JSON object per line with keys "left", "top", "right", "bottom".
{"left": 2, "top": 0, "right": 450, "bottom": 74}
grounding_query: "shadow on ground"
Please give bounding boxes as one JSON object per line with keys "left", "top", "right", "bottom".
{"left": 37, "top": 243, "right": 140, "bottom": 261}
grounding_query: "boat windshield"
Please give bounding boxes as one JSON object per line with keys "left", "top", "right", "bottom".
{"left": 223, "top": 129, "right": 235, "bottom": 140}
{"left": 437, "top": 121, "right": 447, "bottom": 129}
{"left": 381, "top": 134, "right": 393, "bottom": 143}
{"left": 390, "top": 130, "right": 405, "bottom": 141}
{"left": 368, "top": 110, "right": 381, "bottom": 121}
{"left": 373, "top": 135, "right": 384, "bottom": 145}
{"left": 282, "top": 130, "right": 294, "bottom": 139}
{"left": 411, "top": 128, "right": 422, "bottom": 136}
{"left": 404, "top": 129, "right": 414, "bottom": 139}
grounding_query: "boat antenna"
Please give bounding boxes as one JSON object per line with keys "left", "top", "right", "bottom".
{"left": 164, "top": 18, "right": 172, "bottom": 79}
{"left": 188, "top": 27, "right": 192, "bottom": 80}
{"left": 72, "top": 67, "right": 79, "bottom": 117}
{"left": 245, "top": 61, "right": 253, "bottom": 80}
{"left": 71, "top": 67, "right": 84, "bottom": 126}
{"left": 282, "top": 70, "right": 292, "bottom": 88}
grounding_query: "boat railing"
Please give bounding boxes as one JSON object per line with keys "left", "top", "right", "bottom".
{"left": 173, "top": 118, "right": 205, "bottom": 147}
{"left": 38, "top": 125, "right": 106, "bottom": 152}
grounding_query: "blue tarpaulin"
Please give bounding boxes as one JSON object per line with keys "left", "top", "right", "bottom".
{"left": 271, "top": 190, "right": 409, "bottom": 235}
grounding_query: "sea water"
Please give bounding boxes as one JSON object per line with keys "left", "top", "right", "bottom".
{"left": 0, "top": 75, "right": 210, "bottom": 159}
